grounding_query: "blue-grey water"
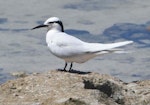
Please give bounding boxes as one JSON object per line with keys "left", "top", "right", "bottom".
{"left": 0, "top": 0, "right": 150, "bottom": 83}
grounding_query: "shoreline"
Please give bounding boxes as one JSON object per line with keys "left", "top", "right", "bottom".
{"left": 0, "top": 70, "right": 149, "bottom": 105}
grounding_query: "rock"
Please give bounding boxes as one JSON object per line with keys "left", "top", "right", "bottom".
{"left": 11, "top": 71, "right": 28, "bottom": 78}
{"left": 0, "top": 70, "right": 150, "bottom": 105}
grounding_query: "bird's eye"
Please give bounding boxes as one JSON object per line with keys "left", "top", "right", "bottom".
{"left": 48, "top": 22, "right": 54, "bottom": 24}
{"left": 48, "top": 21, "right": 60, "bottom": 24}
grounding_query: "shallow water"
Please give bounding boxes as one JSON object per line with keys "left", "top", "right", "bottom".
{"left": 0, "top": 0, "right": 150, "bottom": 83}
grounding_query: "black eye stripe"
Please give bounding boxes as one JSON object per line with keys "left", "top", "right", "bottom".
{"left": 48, "top": 21, "right": 60, "bottom": 24}
{"left": 48, "top": 22, "right": 54, "bottom": 24}
{"left": 48, "top": 21, "right": 64, "bottom": 32}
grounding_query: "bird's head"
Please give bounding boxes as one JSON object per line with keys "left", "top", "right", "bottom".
{"left": 32, "top": 17, "right": 64, "bottom": 32}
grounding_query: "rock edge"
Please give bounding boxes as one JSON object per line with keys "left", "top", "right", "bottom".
{"left": 0, "top": 70, "right": 150, "bottom": 105}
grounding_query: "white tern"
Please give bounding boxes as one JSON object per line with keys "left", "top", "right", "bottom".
{"left": 32, "top": 17, "right": 133, "bottom": 71}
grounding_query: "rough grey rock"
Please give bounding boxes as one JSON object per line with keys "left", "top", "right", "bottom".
{"left": 0, "top": 70, "right": 149, "bottom": 105}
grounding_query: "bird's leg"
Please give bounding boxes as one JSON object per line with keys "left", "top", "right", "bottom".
{"left": 63, "top": 62, "right": 67, "bottom": 71}
{"left": 69, "top": 62, "right": 73, "bottom": 71}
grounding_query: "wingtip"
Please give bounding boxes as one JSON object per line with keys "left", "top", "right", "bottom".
{"left": 122, "top": 41, "right": 134, "bottom": 45}
{"left": 127, "top": 40, "right": 134, "bottom": 44}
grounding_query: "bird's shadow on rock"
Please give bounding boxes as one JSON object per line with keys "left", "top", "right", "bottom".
{"left": 57, "top": 69, "right": 91, "bottom": 75}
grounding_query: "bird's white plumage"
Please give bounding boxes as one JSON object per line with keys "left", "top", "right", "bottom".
{"left": 43, "top": 17, "right": 133, "bottom": 63}
{"left": 44, "top": 17, "right": 60, "bottom": 25}
{"left": 32, "top": 17, "right": 133, "bottom": 70}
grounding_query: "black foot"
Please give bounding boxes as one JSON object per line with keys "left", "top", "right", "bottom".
{"left": 57, "top": 69, "right": 67, "bottom": 72}
{"left": 69, "top": 69, "right": 73, "bottom": 72}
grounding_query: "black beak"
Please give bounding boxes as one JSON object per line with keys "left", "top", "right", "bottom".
{"left": 31, "top": 24, "right": 48, "bottom": 30}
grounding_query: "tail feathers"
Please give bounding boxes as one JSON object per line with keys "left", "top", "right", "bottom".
{"left": 86, "top": 41, "right": 133, "bottom": 52}
{"left": 103, "top": 41, "right": 133, "bottom": 50}
{"left": 96, "top": 48, "right": 132, "bottom": 55}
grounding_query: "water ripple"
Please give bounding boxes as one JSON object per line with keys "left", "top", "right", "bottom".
{"left": 0, "top": 18, "right": 8, "bottom": 24}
